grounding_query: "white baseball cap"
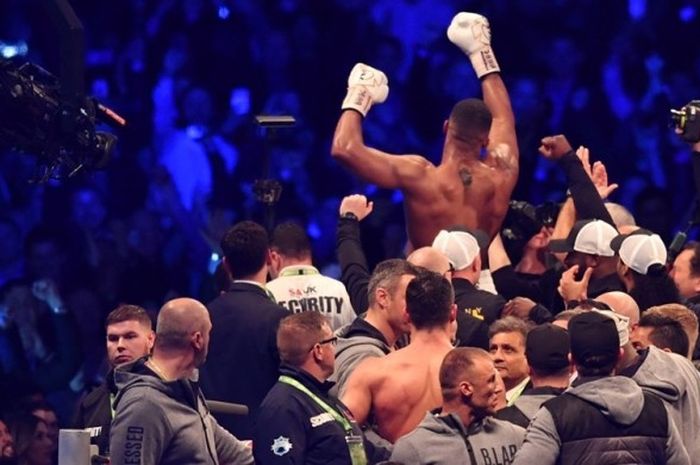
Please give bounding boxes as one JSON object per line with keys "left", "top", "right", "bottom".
{"left": 549, "top": 219, "right": 617, "bottom": 257}
{"left": 432, "top": 227, "right": 489, "bottom": 271}
{"left": 593, "top": 309, "right": 630, "bottom": 346}
{"left": 610, "top": 229, "right": 667, "bottom": 275}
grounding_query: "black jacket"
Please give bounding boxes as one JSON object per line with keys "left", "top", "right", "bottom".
{"left": 453, "top": 277, "right": 506, "bottom": 327}
{"left": 336, "top": 216, "right": 371, "bottom": 314}
{"left": 72, "top": 370, "right": 117, "bottom": 455}
{"left": 495, "top": 386, "right": 565, "bottom": 429}
{"left": 200, "top": 281, "right": 290, "bottom": 439}
{"left": 253, "top": 365, "right": 388, "bottom": 465}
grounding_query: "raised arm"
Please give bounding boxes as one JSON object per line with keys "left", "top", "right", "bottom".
{"left": 447, "top": 13, "right": 518, "bottom": 175}
{"left": 331, "top": 63, "right": 429, "bottom": 189}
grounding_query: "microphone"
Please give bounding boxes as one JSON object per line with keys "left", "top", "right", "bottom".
{"left": 206, "top": 400, "right": 249, "bottom": 416}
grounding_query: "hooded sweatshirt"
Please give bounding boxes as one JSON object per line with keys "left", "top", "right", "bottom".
{"left": 328, "top": 318, "right": 391, "bottom": 398}
{"left": 512, "top": 376, "right": 690, "bottom": 465}
{"left": 627, "top": 346, "right": 700, "bottom": 463}
{"left": 390, "top": 412, "right": 525, "bottom": 465}
{"left": 110, "top": 359, "right": 253, "bottom": 465}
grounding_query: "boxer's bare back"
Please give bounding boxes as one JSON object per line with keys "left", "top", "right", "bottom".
{"left": 332, "top": 74, "right": 518, "bottom": 248}
{"left": 341, "top": 333, "right": 454, "bottom": 443}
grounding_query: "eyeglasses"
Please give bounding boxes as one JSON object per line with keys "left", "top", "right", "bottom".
{"left": 318, "top": 336, "right": 338, "bottom": 347}
{"left": 443, "top": 263, "right": 455, "bottom": 277}
{"left": 309, "top": 336, "right": 338, "bottom": 351}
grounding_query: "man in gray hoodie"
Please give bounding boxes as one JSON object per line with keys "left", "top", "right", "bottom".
{"left": 513, "top": 311, "right": 689, "bottom": 465}
{"left": 390, "top": 347, "right": 526, "bottom": 465}
{"left": 110, "top": 298, "right": 253, "bottom": 465}
{"left": 329, "top": 259, "right": 419, "bottom": 397}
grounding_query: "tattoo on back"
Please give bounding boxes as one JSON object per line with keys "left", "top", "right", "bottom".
{"left": 459, "top": 168, "right": 472, "bottom": 187}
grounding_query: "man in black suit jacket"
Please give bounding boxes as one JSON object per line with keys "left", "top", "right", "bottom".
{"left": 200, "top": 221, "right": 289, "bottom": 439}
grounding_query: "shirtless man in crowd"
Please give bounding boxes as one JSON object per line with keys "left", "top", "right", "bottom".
{"left": 341, "top": 270, "right": 456, "bottom": 443}
{"left": 331, "top": 12, "right": 518, "bottom": 248}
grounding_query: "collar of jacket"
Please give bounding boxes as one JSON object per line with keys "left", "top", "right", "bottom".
{"left": 279, "top": 364, "right": 336, "bottom": 395}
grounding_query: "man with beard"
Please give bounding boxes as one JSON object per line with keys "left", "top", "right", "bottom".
{"left": 109, "top": 298, "right": 253, "bottom": 465}
{"left": 390, "top": 348, "right": 525, "bottom": 465}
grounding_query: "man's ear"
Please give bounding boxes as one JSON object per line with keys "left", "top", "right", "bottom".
{"left": 192, "top": 331, "right": 204, "bottom": 351}
{"left": 222, "top": 257, "right": 233, "bottom": 278}
{"left": 146, "top": 331, "right": 156, "bottom": 351}
{"left": 449, "top": 303, "right": 457, "bottom": 322}
{"left": 311, "top": 343, "right": 323, "bottom": 363}
{"left": 375, "top": 287, "right": 389, "bottom": 310}
{"left": 459, "top": 380, "right": 473, "bottom": 398}
{"left": 692, "top": 276, "right": 700, "bottom": 294}
{"left": 443, "top": 120, "right": 449, "bottom": 134}
{"left": 471, "top": 254, "right": 482, "bottom": 274}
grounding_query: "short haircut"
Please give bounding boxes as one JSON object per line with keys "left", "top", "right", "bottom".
{"left": 605, "top": 202, "right": 636, "bottom": 228}
{"left": 271, "top": 221, "right": 311, "bottom": 259}
{"left": 553, "top": 308, "right": 586, "bottom": 323}
{"left": 439, "top": 347, "right": 490, "bottom": 403}
{"left": 448, "top": 98, "right": 492, "bottom": 146}
{"left": 105, "top": 304, "right": 152, "bottom": 330}
{"left": 645, "top": 303, "right": 698, "bottom": 357}
{"left": 214, "top": 261, "right": 233, "bottom": 293}
{"left": 277, "top": 312, "right": 328, "bottom": 367}
{"left": 629, "top": 271, "right": 681, "bottom": 311}
{"left": 682, "top": 241, "right": 700, "bottom": 277}
{"left": 405, "top": 270, "right": 454, "bottom": 330}
{"left": 638, "top": 313, "right": 690, "bottom": 357}
{"left": 367, "top": 259, "right": 420, "bottom": 307}
{"left": 488, "top": 316, "right": 530, "bottom": 341}
{"left": 221, "top": 221, "right": 269, "bottom": 279}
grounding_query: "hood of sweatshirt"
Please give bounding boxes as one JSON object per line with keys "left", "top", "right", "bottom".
{"left": 567, "top": 376, "right": 644, "bottom": 425}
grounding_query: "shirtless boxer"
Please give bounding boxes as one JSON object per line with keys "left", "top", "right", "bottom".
{"left": 341, "top": 270, "right": 456, "bottom": 443}
{"left": 331, "top": 12, "right": 518, "bottom": 248}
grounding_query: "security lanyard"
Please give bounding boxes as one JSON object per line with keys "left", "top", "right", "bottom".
{"left": 278, "top": 375, "right": 353, "bottom": 433}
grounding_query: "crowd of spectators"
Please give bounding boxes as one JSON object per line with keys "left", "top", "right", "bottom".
{"left": 1, "top": 0, "right": 700, "bottom": 446}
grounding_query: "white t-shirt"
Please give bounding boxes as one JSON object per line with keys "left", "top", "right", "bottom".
{"left": 266, "top": 265, "right": 355, "bottom": 330}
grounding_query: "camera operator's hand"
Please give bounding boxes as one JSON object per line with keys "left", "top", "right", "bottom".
{"left": 539, "top": 135, "right": 573, "bottom": 160}
{"left": 340, "top": 194, "right": 374, "bottom": 221}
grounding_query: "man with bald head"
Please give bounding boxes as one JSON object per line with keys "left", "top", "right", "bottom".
{"left": 110, "top": 298, "right": 253, "bottom": 465}
{"left": 595, "top": 291, "right": 640, "bottom": 326}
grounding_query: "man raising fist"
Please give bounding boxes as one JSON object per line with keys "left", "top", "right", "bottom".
{"left": 332, "top": 12, "right": 518, "bottom": 249}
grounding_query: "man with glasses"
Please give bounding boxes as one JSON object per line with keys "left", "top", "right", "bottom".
{"left": 254, "top": 312, "right": 387, "bottom": 465}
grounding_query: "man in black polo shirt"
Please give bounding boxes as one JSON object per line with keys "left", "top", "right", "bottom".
{"left": 432, "top": 227, "right": 504, "bottom": 348}
{"left": 513, "top": 311, "right": 689, "bottom": 465}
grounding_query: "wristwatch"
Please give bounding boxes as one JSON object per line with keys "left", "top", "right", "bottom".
{"left": 340, "top": 212, "right": 359, "bottom": 221}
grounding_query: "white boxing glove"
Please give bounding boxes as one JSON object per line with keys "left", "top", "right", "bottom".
{"left": 447, "top": 12, "right": 500, "bottom": 79}
{"left": 341, "top": 63, "right": 389, "bottom": 117}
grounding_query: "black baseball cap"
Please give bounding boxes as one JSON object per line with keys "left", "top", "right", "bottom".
{"left": 569, "top": 311, "right": 620, "bottom": 365}
{"left": 526, "top": 323, "right": 570, "bottom": 371}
